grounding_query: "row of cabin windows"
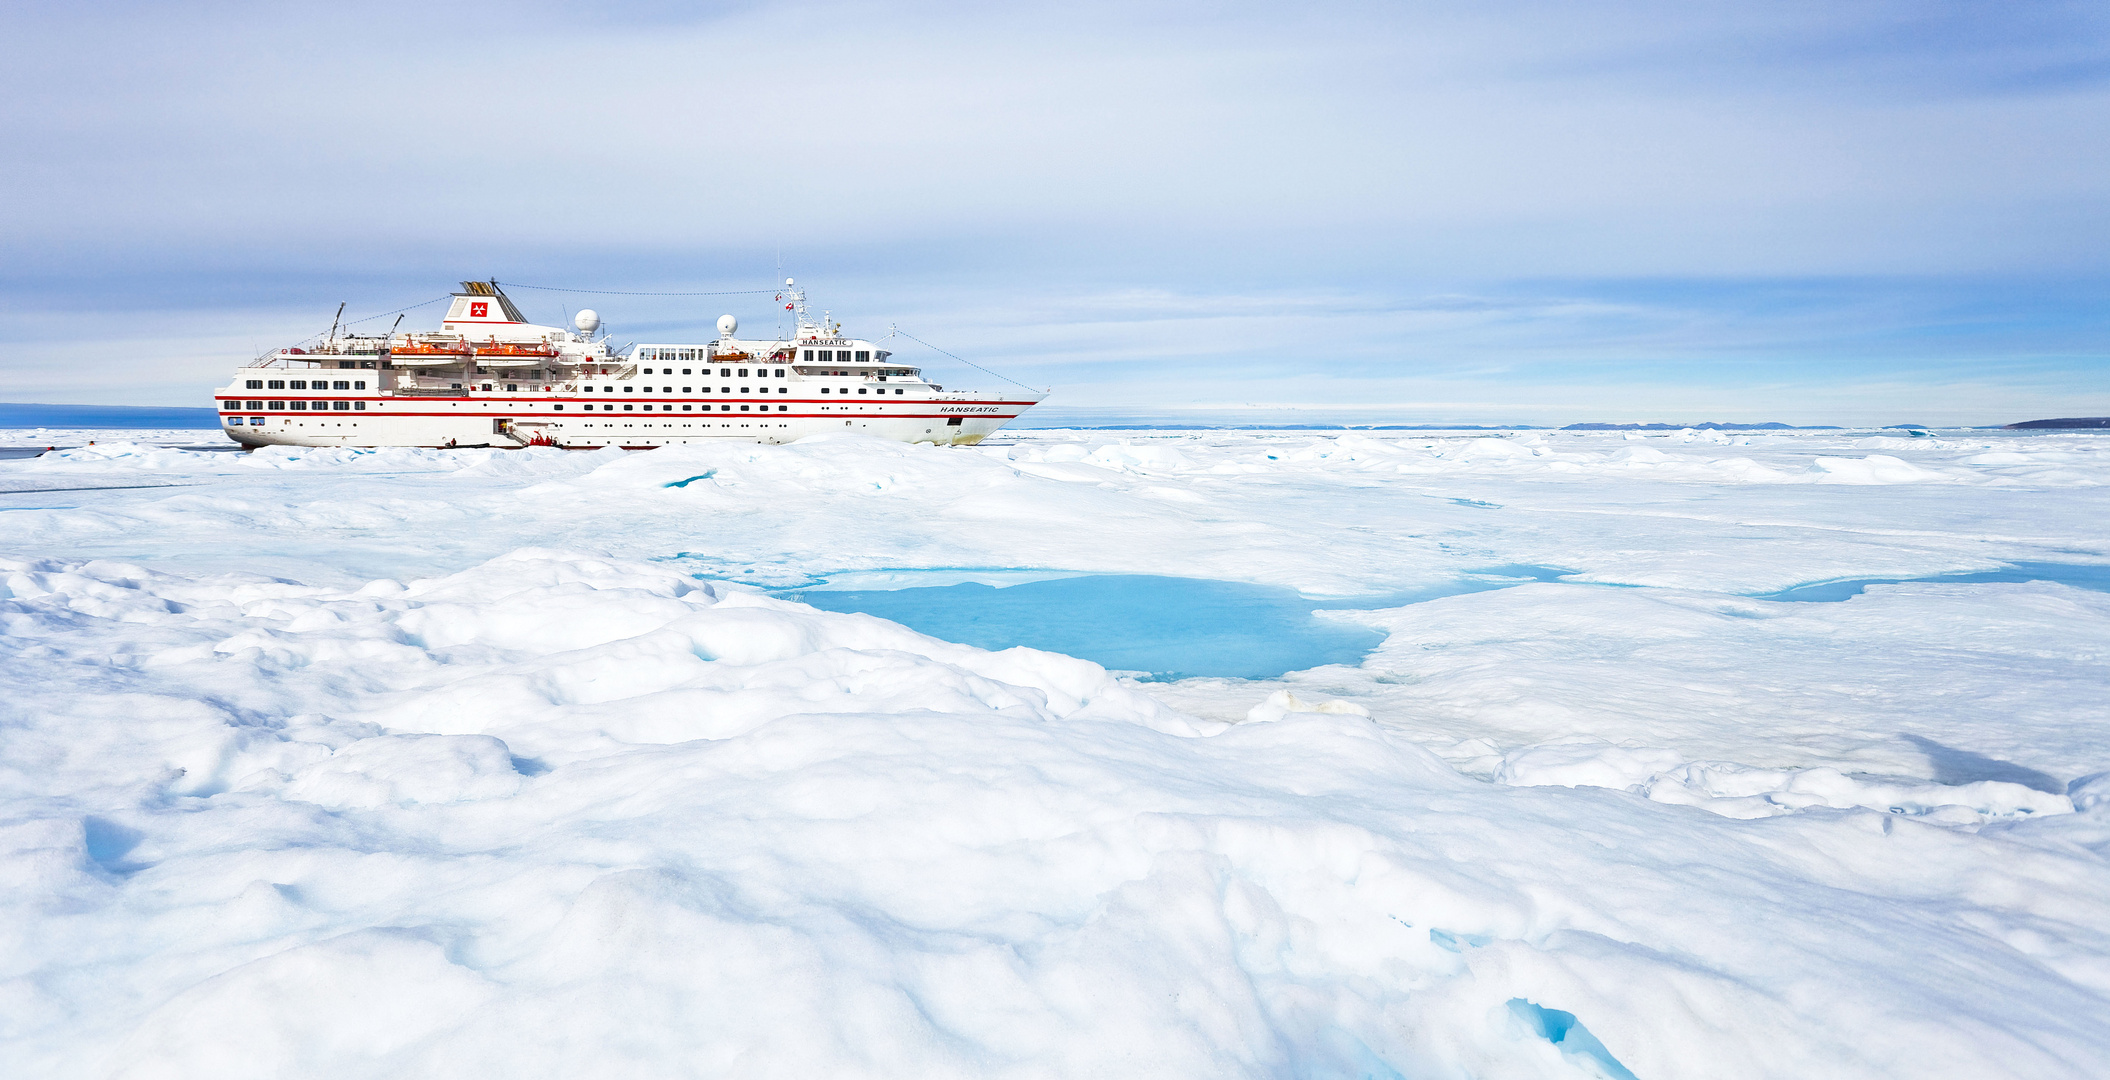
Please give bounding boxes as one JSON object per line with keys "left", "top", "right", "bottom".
{"left": 227, "top": 400, "right": 365, "bottom": 411}
{"left": 605, "top": 385, "right": 793, "bottom": 393}
{"left": 246, "top": 379, "right": 367, "bottom": 390}
{"left": 641, "top": 367, "right": 785, "bottom": 377}
{"left": 227, "top": 386, "right": 913, "bottom": 410}
{"left": 405, "top": 382, "right": 907, "bottom": 396}
{"left": 576, "top": 404, "right": 788, "bottom": 412}
{"left": 224, "top": 401, "right": 818, "bottom": 414}
{"left": 801, "top": 350, "right": 870, "bottom": 362}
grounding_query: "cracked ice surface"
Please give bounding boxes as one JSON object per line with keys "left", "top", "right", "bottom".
{"left": 3, "top": 428, "right": 2109, "bottom": 1079}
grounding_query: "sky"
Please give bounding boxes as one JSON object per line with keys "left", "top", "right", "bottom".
{"left": 2, "top": 0, "right": 2106, "bottom": 426}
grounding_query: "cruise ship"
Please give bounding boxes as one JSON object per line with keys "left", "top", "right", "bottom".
{"left": 213, "top": 281, "right": 1045, "bottom": 449}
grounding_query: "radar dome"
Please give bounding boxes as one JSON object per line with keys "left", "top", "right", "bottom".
{"left": 573, "top": 309, "right": 600, "bottom": 334}
{"left": 717, "top": 314, "right": 737, "bottom": 337}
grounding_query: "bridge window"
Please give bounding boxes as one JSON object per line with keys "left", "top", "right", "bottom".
{"left": 332, "top": 380, "right": 350, "bottom": 390}
{"left": 290, "top": 380, "right": 307, "bottom": 390}
{"left": 246, "top": 380, "right": 263, "bottom": 389}
{"left": 267, "top": 380, "right": 285, "bottom": 390}
{"left": 856, "top": 351, "right": 869, "bottom": 361}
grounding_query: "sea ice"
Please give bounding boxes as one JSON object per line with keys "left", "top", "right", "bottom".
{"left": 3, "top": 428, "right": 2108, "bottom": 1078}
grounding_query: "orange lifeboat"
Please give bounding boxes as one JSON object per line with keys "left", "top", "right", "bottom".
{"left": 392, "top": 341, "right": 471, "bottom": 356}
{"left": 473, "top": 341, "right": 558, "bottom": 358}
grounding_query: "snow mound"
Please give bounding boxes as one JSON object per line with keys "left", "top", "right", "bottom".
{"left": 277, "top": 734, "right": 526, "bottom": 808}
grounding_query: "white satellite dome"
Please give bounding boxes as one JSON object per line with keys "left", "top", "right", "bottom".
{"left": 572, "top": 309, "right": 600, "bottom": 334}
{"left": 717, "top": 314, "right": 737, "bottom": 337}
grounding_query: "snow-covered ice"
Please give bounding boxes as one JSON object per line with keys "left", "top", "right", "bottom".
{"left": 4, "top": 428, "right": 2108, "bottom": 1078}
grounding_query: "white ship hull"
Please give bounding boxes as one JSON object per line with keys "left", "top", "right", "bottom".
{"left": 212, "top": 391, "right": 1038, "bottom": 449}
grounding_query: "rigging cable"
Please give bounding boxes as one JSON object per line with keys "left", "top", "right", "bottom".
{"left": 336, "top": 295, "right": 452, "bottom": 330}
{"left": 285, "top": 295, "right": 451, "bottom": 350}
{"left": 890, "top": 328, "right": 1045, "bottom": 393}
{"left": 494, "top": 281, "right": 777, "bottom": 297}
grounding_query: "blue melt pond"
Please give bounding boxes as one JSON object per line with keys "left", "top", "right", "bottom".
{"left": 787, "top": 575, "right": 1392, "bottom": 680}
{"left": 785, "top": 567, "right": 1573, "bottom": 680}
{"left": 1756, "top": 561, "right": 2110, "bottom": 602}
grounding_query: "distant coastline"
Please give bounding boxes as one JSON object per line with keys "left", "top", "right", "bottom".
{"left": 2004, "top": 417, "right": 2110, "bottom": 430}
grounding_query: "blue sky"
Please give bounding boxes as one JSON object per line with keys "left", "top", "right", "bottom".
{"left": 3, "top": 1, "right": 2105, "bottom": 425}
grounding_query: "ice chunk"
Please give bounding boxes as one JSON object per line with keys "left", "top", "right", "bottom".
{"left": 1493, "top": 740, "right": 1687, "bottom": 790}
{"left": 1245, "top": 689, "right": 1372, "bottom": 723}
{"left": 1806, "top": 454, "right": 1949, "bottom": 484}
